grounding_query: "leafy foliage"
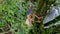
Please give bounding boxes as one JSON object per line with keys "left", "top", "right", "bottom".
{"left": 0, "top": 0, "right": 60, "bottom": 34}
{"left": 0, "top": 0, "right": 38, "bottom": 34}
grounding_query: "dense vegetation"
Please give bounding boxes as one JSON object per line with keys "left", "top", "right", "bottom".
{"left": 0, "top": 0, "right": 60, "bottom": 34}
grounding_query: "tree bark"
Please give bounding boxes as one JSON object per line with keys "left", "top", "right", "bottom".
{"left": 33, "top": 0, "right": 55, "bottom": 34}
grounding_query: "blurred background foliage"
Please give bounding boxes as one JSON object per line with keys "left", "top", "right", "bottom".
{"left": 0, "top": 0, "right": 60, "bottom": 34}
{"left": 0, "top": 0, "right": 38, "bottom": 34}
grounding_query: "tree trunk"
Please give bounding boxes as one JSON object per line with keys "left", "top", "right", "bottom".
{"left": 33, "top": 0, "right": 55, "bottom": 34}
